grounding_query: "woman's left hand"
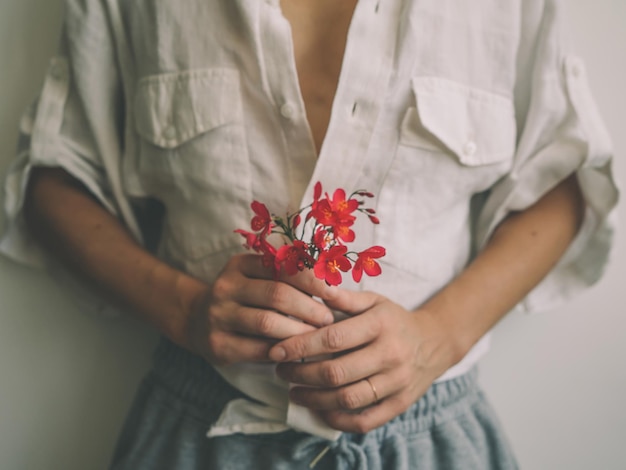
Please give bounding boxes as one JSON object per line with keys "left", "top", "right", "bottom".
{"left": 268, "top": 289, "right": 463, "bottom": 433}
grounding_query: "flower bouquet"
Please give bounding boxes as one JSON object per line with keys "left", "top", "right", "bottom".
{"left": 235, "top": 182, "right": 385, "bottom": 285}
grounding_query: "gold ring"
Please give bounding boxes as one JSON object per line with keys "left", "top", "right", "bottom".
{"left": 365, "top": 377, "right": 380, "bottom": 403}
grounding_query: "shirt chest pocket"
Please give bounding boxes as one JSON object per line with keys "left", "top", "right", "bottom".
{"left": 133, "top": 68, "right": 253, "bottom": 273}
{"left": 133, "top": 68, "right": 251, "bottom": 202}
{"left": 400, "top": 77, "right": 516, "bottom": 167}
{"left": 375, "top": 77, "right": 517, "bottom": 283}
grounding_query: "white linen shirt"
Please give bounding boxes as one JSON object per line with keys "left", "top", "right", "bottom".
{"left": 1, "top": 0, "right": 618, "bottom": 440}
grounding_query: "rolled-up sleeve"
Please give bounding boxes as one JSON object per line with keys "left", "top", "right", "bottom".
{"left": 475, "top": 0, "right": 619, "bottom": 313}
{"left": 1, "top": 0, "right": 130, "bottom": 316}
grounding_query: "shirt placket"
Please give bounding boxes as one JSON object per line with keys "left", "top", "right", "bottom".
{"left": 298, "top": 0, "right": 405, "bottom": 206}
{"left": 257, "top": 1, "right": 319, "bottom": 211}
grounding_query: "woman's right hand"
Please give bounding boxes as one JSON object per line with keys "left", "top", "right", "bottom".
{"left": 183, "top": 253, "right": 337, "bottom": 367}
{"left": 22, "top": 168, "right": 334, "bottom": 368}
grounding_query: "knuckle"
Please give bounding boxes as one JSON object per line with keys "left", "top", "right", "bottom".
{"left": 303, "top": 275, "right": 321, "bottom": 296}
{"left": 309, "top": 304, "right": 330, "bottom": 325}
{"left": 207, "top": 333, "right": 226, "bottom": 364}
{"left": 255, "top": 311, "right": 275, "bottom": 335}
{"left": 323, "top": 327, "right": 345, "bottom": 350}
{"left": 353, "top": 419, "right": 371, "bottom": 434}
{"left": 230, "top": 253, "right": 247, "bottom": 267}
{"left": 338, "top": 388, "right": 361, "bottom": 410}
{"left": 322, "top": 363, "right": 346, "bottom": 387}
{"left": 206, "top": 303, "right": 220, "bottom": 322}
{"left": 384, "top": 343, "right": 402, "bottom": 364}
{"left": 396, "top": 373, "right": 411, "bottom": 390}
{"left": 290, "top": 339, "right": 309, "bottom": 360}
{"left": 367, "top": 311, "right": 384, "bottom": 335}
{"left": 211, "top": 277, "right": 231, "bottom": 301}
{"left": 266, "top": 282, "right": 288, "bottom": 307}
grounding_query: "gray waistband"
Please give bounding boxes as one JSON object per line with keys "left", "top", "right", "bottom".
{"left": 149, "top": 336, "right": 480, "bottom": 436}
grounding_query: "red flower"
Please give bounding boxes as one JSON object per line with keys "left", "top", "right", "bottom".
{"left": 275, "top": 240, "right": 313, "bottom": 276}
{"left": 236, "top": 184, "right": 385, "bottom": 285}
{"left": 250, "top": 201, "right": 273, "bottom": 234}
{"left": 352, "top": 246, "right": 386, "bottom": 282}
{"left": 292, "top": 214, "right": 301, "bottom": 230}
{"left": 313, "top": 189, "right": 358, "bottom": 226}
{"left": 329, "top": 188, "right": 359, "bottom": 216}
{"left": 333, "top": 223, "right": 355, "bottom": 243}
{"left": 260, "top": 242, "right": 278, "bottom": 268}
{"left": 234, "top": 229, "right": 277, "bottom": 267}
{"left": 307, "top": 182, "right": 324, "bottom": 223}
{"left": 313, "top": 181, "right": 323, "bottom": 202}
{"left": 312, "top": 190, "right": 358, "bottom": 243}
{"left": 234, "top": 229, "right": 264, "bottom": 252}
{"left": 314, "top": 245, "right": 351, "bottom": 286}
{"left": 313, "top": 227, "right": 332, "bottom": 251}
{"left": 311, "top": 198, "right": 334, "bottom": 226}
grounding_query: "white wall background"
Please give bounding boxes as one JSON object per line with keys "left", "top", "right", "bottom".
{"left": 0, "top": 1, "right": 624, "bottom": 469}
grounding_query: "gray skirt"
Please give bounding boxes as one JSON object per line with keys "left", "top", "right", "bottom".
{"left": 109, "top": 338, "right": 518, "bottom": 469}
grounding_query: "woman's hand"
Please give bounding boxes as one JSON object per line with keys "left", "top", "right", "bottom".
{"left": 268, "top": 290, "right": 462, "bottom": 433}
{"left": 183, "top": 253, "right": 337, "bottom": 367}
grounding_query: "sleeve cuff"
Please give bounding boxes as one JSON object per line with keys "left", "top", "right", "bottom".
{"left": 474, "top": 56, "right": 619, "bottom": 314}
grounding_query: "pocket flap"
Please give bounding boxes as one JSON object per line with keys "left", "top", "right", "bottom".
{"left": 134, "top": 68, "right": 241, "bottom": 149}
{"left": 405, "top": 77, "right": 517, "bottom": 166}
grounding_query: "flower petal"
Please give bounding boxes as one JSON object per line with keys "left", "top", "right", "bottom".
{"left": 314, "top": 182, "right": 322, "bottom": 201}
{"left": 325, "top": 269, "right": 343, "bottom": 286}
{"left": 364, "top": 246, "right": 386, "bottom": 258}
{"left": 363, "top": 259, "right": 382, "bottom": 277}
{"left": 352, "top": 259, "right": 363, "bottom": 283}
{"left": 251, "top": 200, "right": 270, "bottom": 218}
{"left": 336, "top": 255, "right": 352, "bottom": 272}
{"left": 313, "top": 259, "right": 327, "bottom": 280}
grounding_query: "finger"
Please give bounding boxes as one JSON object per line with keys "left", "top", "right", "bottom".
{"left": 237, "top": 253, "right": 275, "bottom": 279}
{"left": 319, "top": 392, "right": 409, "bottom": 434}
{"left": 238, "top": 253, "right": 340, "bottom": 303}
{"left": 223, "top": 306, "right": 317, "bottom": 339}
{"left": 276, "top": 345, "right": 384, "bottom": 387}
{"left": 289, "top": 373, "right": 389, "bottom": 411}
{"left": 236, "top": 279, "right": 334, "bottom": 327}
{"left": 323, "top": 289, "right": 381, "bottom": 316}
{"left": 279, "top": 268, "right": 340, "bottom": 302}
{"left": 269, "top": 313, "right": 379, "bottom": 362}
{"left": 207, "top": 332, "right": 276, "bottom": 366}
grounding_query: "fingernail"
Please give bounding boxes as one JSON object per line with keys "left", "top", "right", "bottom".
{"left": 323, "top": 312, "right": 335, "bottom": 325}
{"left": 270, "top": 347, "right": 287, "bottom": 362}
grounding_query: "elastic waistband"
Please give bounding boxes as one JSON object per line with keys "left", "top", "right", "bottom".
{"left": 150, "top": 337, "right": 479, "bottom": 435}
{"left": 372, "top": 366, "right": 479, "bottom": 440}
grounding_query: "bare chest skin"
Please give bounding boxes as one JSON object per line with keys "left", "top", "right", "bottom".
{"left": 279, "top": 0, "right": 358, "bottom": 155}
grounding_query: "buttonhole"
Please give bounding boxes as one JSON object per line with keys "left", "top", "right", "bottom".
{"left": 375, "top": 2, "right": 380, "bottom": 13}
{"left": 352, "top": 102, "right": 358, "bottom": 116}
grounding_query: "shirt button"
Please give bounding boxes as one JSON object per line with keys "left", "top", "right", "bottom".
{"left": 280, "top": 102, "right": 296, "bottom": 119}
{"left": 463, "top": 140, "right": 477, "bottom": 157}
{"left": 163, "top": 125, "right": 177, "bottom": 141}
